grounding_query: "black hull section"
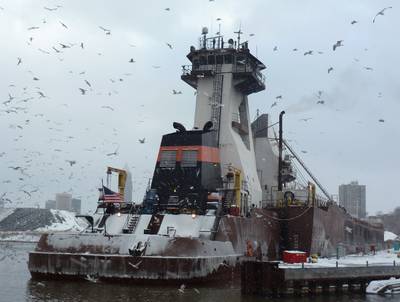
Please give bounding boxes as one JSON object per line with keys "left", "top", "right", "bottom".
{"left": 273, "top": 204, "right": 384, "bottom": 257}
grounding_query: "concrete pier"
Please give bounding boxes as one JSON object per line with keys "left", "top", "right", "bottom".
{"left": 241, "top": 259, "right": 400, "bottom": 296}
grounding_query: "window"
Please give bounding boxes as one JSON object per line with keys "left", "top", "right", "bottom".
{"left": 181, "top": 150, "right": 198, "bottom": 167}
{"left": 160, "top": 150, "right": 176, "bottom": 168}
{"left": 224, "top": 54, "right": 233, "bottom": 64}
{"left": 199, "top": 56, "right": 206, "bottom": 65}
{"left": 216, "top": 55, "right": 223, "bottom": 64}
{"left": 208, "top": 55, "right": 215, "bottom": 65}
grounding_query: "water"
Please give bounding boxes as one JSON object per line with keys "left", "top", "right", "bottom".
{"left": 0, "top": 242, "right": 397, "bottom": 302}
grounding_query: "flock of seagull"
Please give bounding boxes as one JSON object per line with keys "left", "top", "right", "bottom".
{"left": 0, "top": 3, "right": 395, "bottom": 208}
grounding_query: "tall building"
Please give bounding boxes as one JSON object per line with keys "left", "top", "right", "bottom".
{"left": 124, "top": 165, "right": 133, "bottom": 203}
{"left": 339, "top": 181, "right": 366, "bottom": 219}
{"left": 55, "top": 193, "right": 72, "bottom": 211}
{"left": 71, "top": 198, "right": 81, "bottom": 214}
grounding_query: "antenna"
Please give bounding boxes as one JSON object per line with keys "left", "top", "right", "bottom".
{"left": 234, "top": 23, "right": 243, "bottom": 49}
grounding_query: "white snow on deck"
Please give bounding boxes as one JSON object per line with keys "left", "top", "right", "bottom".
{"left": 280, "top": 249, "right": 400, "bottom": 268}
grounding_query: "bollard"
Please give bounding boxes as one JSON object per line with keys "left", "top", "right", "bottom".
{"left": 336, "top": 261, "right": 338, "bottom": 268}
{"left": 366, "top": 261, "right": 368, "bottom": 267}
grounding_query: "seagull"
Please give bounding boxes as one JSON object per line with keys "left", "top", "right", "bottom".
{"left": 80, "top": 42, "right": 84, "bottom": 49}
{"left": 216, "top": 18, "right": 222, "bottom": 21}
{"left": 101, "top": 106, "right": 114, "bottom": 111}
{"left": 275, "top": 95, "right": 282, "bottom": 100}
{"left": 316, "top": 100, "right": 325, "bottom": 104}
{"left": 128, "top": 260, "right": 142, "bottom": 269}
{"left": 165, "top": 7, "right": 170, "bottom": 11}
{"left": 138, "top": 138, "right": 145, "bottom": 144}
{"left": 301, "top": 150, "right": 308, "bottom": 154}
{"left": 59, "top": 43, "right": 71, "bottom": 49}
{"left": 106, "top": 146, "right": 119, "bottom": 157}
{"left": 304, "top": 50, "right": 313, "bottom": 56}
{"left": 79, "top": 88, "right": 87, "bottom": 95}
{"left": 364, "top": 66, "right": 374, "bottom": 71}
{"left": 17, "top": 57, "right": 22, "bottom": 65}
{"left": 66, "top": 160, "right": 76, "bottom": 166}
{"left": 328, "top": 67, "right": 334, "bottom": 73}
{"left": 172, "top": 90, "right": 182, "bottom": 95}
{"left": 378, "top": 119, "right": 385, "bottom": 123}
{"left": 271, "top": 102, "right": 277, "bottom": 108}
{"left": 59, "top": 21, "right": 68, "bottom": 29}
{"left": 37, "top": 91, "right": 46, "bottom": 98}
{"left": 84, "top": 275, "right": 98, "bottom": 283}
{"left": 52, "top": 46, "right": 61, "bottom": 53}
{"left": 373, "top": 7, "right": 392, "bottom": 23}
{"left": 273, "top": 46, "right": 278, "bottom": 51}
{"left": 333, "top": 40, "right": 344, "bottom": 51}
{"left": 129, "top": 58, "right": 136, "bottom": 63}
{"left": 249, "top": 33, "right": 255, "bottom": 37}
{"left": 27, "top": 26, "right": 39, "bottom": 30}
{"left": 292, "top": 48, "right": 298, "bottom": 51}
{"left": 21, "top": 190, "right": 32, "bottom": 198}
{"left": 166, "top": 43, "right": 173, "bottom": 49}
{"left": 351, "top": 20, "right": 358, "bottom": 25}
{"left": 84, "top": 80, "right": 91, "bottom": 87}
{"left": 193, "top": 288, "right": 200, "bottom": 294}
{"left": 99, "top": 26, "right": 111, "bottom": 34}
{"left": 178, "top": 284, "right": 185, "bottom": 294}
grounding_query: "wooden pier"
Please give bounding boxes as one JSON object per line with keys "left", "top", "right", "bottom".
{"left": 241, "top": 259, "right": 400, "bottom": 296}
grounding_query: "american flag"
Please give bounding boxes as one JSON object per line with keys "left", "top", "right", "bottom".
{"left": 100, "top": 185, "right": 122, "bottom": 203}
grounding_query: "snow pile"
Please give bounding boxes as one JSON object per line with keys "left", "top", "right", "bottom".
{"left": 385, "top": 231, "right": 398, "bottom": 241}
{"left": 36, "top": 209, "right": 87, "bottom": 232}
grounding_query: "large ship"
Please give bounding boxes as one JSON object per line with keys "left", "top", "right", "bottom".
{"left": 28, "top": 29, "right": 383, "bottom": 283}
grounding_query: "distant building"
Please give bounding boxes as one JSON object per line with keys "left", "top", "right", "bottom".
{"left": 124, "top": 165, "right": 133, "bottom": 203}
{"left": 55, "top": 193, "right": 72, "bottom": 211}
{"left": 45, "top": 200, "right": 56, "bottom": 210}
{"left": 339, "top": 181, "right": 366, "bottom": 219}
{"left": 71, "top": 198, "right": 81, "bottom": 214}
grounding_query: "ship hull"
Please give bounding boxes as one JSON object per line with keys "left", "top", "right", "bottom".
{"left": 273, "top": 204, "right": 384, "bottom": 257}
{"left": 28, "top": 209, "right": 280, "bottom": 283}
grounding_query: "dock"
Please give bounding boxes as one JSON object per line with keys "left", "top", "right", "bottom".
{"left": 241, "top": 259, "right": 400, "bottom": 296}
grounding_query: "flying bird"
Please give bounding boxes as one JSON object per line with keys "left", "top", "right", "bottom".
{"left": 128, "top": 260, "right": 142, "bottom": 269}
{"left": 271, "top": 102, "right": 277, "bottom": 108}
{"left": 129, "top": 58, "right": 136, "bottom": 63}
{"left": 172, "top": 90, "right": 182, "bottom": 95}
{"left": 85, "top": 80, "right": 91, "bottom": 87}
{"left": 249, "top": 33, "right": 255, "bottom": 37}
{"left": 275, "top": 95, "right": 282, "bottom": 100}
{"left": 138, "top": 138, "right": 145, "bottom": 144}
{"left": 106, "top": 146, "right": 119, "bottom": 157}
{"left": 99, "top": 26, "right": 111, "bottom": 34}
{"left": 165, "top": 7, "right": 170, "bottom": 11}
{"left": 80, "top": 42, "right": 84, "bottom": 49}
{"left": 333, "top": 40, "right": 343, "bottom": 51}
{"left": 27, "top": 26, "right": 39, "bottom": 30}
{"left": 316, "top": 100, "right": 325, "bottom": 104}
{"left": 364, "top": 66, "right": 374, "bottom": 71}
{"left": 17, "top": 57, "right": 22, "bottom": 65}
{"left": 37, "top": 91, "right": 46, "bottom": 98}
{"left": 101, "top": 106, "right": 114, "bottom": 111}
{"left": 328, "top": 67, "right": 334, "bottom": 73}
{"left": 59, "top": 21, "right": 68, "bottom": 29}
{"left": 59, "top": 43, "right": 71, "bottom": 49}
{"left": 178, "top": 284, "right": 185, "bottom": 294}
{"left": 52, "top": 46, "right": 61, "bottom": 53}
{"left": 273, "top": 46, "right": 278, "bottom": 51}
{"left": 79, "top": 88, "right": 87, "bottom": 95}
{"left": 166, "top": 43, "right": 173, "bottom": 49}
{"left": 351, "top": 20, "right": 358, "bottom": 25}
{"left": 304, "top": 50, "right": 313, "bottom": 56}
{"left": 33, "top": 77, "right": 40, "bottom": 81}
{"left": 373, "top": 7, "right": 392, "bottom": 23}
{"left": 378, "top": 119, "right": 385, "bottom": 123}
{"left": 66, "top": 160, "right": 76, "bottom": 166}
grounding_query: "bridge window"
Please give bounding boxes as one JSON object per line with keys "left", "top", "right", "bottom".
{"left": 160, "top": 150, "right": 177, "bottom": 168}
{"left": 224, "top": 54, "right": 233, "bottom": 64}
{"left": 208, "top": 55, "right": 215, "bottom": 65}
{"left": 199, "top": 56, "right": 207, "bottom": 65}
{"left": 181, "top": 150, "right": 198, "bottom": 167}
{"left": 216, "top": 55, "right": 223, "bottom": 64}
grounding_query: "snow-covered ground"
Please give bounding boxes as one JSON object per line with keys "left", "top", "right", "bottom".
{"left": 280, "top": 249, "right": 400, "bottom": 268}
{"left": 36, "top": 209, "right": 87, "bottom": 232}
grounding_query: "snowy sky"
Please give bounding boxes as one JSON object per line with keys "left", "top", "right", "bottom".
{"left": 0, "top": 0, "right": 399, "bottom": 215}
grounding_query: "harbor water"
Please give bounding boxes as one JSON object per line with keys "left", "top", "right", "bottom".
{"left": 0, "top": 242, "right": 396, "bottom": 302}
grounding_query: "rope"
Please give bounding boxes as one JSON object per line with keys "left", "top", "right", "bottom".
{"left": 260, "top": 206, "right": 313, "bottom": 221}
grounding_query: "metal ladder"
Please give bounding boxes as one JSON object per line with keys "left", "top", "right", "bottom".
{"left": 123, "top": 214, "right": 140, "bottom": 234}
{"left": 210, "top": 64, "right": 223, "bottom": 143}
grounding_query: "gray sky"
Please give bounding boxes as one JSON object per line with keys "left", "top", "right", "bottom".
{"left": 0, "top": 0, "right": 399, "bottom": 214}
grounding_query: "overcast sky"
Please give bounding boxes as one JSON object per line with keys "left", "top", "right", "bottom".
{"left": 0, "top": 0, "right": 399, "bottom": 214}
